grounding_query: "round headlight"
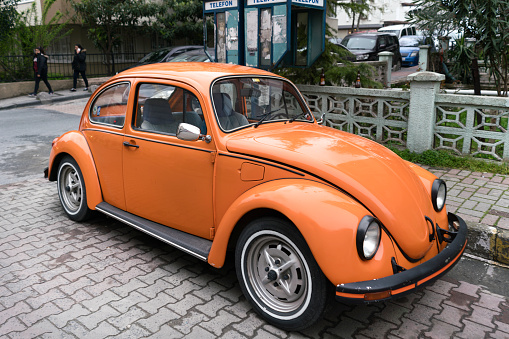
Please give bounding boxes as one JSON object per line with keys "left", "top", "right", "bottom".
{"left": 356, "top": 216, "right": 382, "bottom": 260}
{"left": 432, "top": 179, "right": 447, "bottom": 212}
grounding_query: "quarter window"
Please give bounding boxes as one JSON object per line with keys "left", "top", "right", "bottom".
{"left": 90, "top": 82, "right": 130, "bottom": 127}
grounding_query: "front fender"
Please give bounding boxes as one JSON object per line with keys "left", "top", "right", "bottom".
{"left": 48, "top": 131, "right": 102, "bottom": 210}
{"left": 208, "top": 178, "right": 395, "bottom": 285}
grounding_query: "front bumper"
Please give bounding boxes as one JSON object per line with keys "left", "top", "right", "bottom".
{"left": 336, "top": 212, "right": 467, "bottom": 303}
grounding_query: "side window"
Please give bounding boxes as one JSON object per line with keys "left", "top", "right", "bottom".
{"left": 90, "top": 82, "right": 130, "bottom": 127}
{"left": 134, "top": 83, "right": 205, "bottom": 135}
{"left": 378, "top": 36, "right": 387, "bottom": 48}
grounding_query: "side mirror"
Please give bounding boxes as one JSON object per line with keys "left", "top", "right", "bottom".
{"left": 317, "top": 112, "right": 326, "bottom": 125}
{"left": 176, "top": 123, "right": 212, "bottom": 143}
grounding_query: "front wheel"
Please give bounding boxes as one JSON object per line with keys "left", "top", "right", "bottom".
{"left": 235, "top": 218, "right": 329, "bottom": 331}
{"left": 57, "top": 156, "right": 92, "bottom": 221}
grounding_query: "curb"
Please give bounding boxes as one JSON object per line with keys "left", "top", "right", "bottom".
{"left": 465, "top": 221, "right": 509, "bottom": 265}
{"left": 0, "top": 90, "right": 93, "bottom": 111}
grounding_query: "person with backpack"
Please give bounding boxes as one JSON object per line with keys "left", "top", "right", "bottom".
{"left": 28, "top": 47, "right": 53, "bottom": 96}
{"left": 70, "top": 44, "right": 89, "bottom": 91}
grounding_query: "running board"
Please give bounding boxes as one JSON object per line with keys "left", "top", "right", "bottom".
{"left": 95, "top": 202, "right": 212, "bottom": 261}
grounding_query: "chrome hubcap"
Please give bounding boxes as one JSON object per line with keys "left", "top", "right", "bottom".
{"left": 59, "top": 165, "right": 82, "bottom": 213}
{"left": 245, "top": 234, "right": 309, "bottom": 313}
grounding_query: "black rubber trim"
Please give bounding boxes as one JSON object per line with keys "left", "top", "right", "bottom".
{"left": 95, "top": 202, "right": 212, "bottom": 261}
{"left": 336, "top": 212, "right": 467, "bottom": 303}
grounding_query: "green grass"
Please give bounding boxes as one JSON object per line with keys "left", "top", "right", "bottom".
{"left": 390, "top": 148, "right": 509, "bottom": 175}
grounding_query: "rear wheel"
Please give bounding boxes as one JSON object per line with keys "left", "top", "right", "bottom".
{"left": 57, "top": 156, "right": 92, "bottom": 221}
{"left": 235, "top": 217, "right": 329, "bottom": 331}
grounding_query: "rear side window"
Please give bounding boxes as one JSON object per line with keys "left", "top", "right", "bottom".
{"left": 90, "top": 82, "right": 130, "bottom": 127}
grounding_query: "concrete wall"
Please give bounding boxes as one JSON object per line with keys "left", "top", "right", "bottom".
{"left": 0, "top": 77, "right": 109, "bottom": 100}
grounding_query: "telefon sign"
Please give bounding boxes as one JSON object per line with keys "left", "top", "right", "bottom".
{"left": 205, "top": 0, "right": 238, "bottom": 10}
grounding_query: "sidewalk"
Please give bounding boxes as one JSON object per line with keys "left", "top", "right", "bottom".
{"left": 0, "top": 80, "right": 508, "bottom": 266}
{"left": 391, "top": 65, "right": 419, "bottom": 84}
{"left": 0, "top": 87, "right": 94, "bottom": 111}
{"left": 0, "top": 76, "right": 110, "bottom": 110}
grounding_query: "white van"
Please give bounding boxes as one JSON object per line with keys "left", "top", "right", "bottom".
{"left": 378, "top": 25, "right": 417, "bottom": 39}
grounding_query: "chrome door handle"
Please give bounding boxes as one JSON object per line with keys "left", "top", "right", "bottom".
{"left": 123, "top": 141, "right": 139, "bottom": 148}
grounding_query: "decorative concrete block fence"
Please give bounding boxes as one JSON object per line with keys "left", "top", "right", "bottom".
{"left": 298, "top": 71, "right": 509, "bottom": 161}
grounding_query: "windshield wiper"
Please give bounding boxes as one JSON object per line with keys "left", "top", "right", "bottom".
{"left": 254, "top": 112, "right": 273, "bottom": 128}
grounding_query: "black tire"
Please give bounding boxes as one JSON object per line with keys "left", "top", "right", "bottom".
{"left": 57, "top": 156, "right": 92, "bottom": 221}
{"left": 235, "top": 217, "right": 329, "bottom": 331}
{"left": 393, "top": 59, "right": 402, "bottom": 72}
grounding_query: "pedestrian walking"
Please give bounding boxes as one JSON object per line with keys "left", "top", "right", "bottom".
{"left": 70, "top": 44, "right": 89, "bottom": 92}
{"left": 28, "top": 47, "right": 53, "bottom": 96}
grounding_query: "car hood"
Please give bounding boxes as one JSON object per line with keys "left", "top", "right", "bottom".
{"left": 226, "top": 124, "right": 434, "bottom": 260}
{"left": 347, "top": 49, "right": 375, "bottom": 55}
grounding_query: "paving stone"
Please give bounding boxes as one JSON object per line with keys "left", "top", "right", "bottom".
{"left": 424, "top": 319, "right": 461, "bottom": 338}
{"left": 48, "top": 304, "right": 91, "bottom": 328}
{"left": 232, "top": 312, "right": 266, "bottom": 336}
{"left": 475, "top": 291, "right": 504, "bottom": 312}
{"left": 167, "top": 293, "right": 205, "bottom": 316}
{"left": 108, "top": 305, "right": 148, "bottom": 331}
{"left": 404, "top": 303, "right": 440, "bottom": 326}
{"left": 200, "top": 310, "right": 242, "bottom": 336}
{"left": 82, "top": 290, "right": 122, "bottom": 312}
{"left": 18, "top": 301, "right": 62, "bottom": 327}
{"left": 433, "top": 303, "right": 468, "bottom": 327}
{"left": 138, "top": 291, "right": 177, "bottom": 314}
{"left": 389, "top": 318, "right": 428, "bottom": 338}
{"left": 110, "top": 291, "right": 150, "bottom": 313}
{"left": 457, "top": 319, "right": 493, "bottom": 339}
{"left": 195, "top": 294, "right": 232, "bottom": 317}
{"left": 77, "top": 304, "right": 121, "bottom": 330}
{"left": 168, "top": 309, "right": 210, "bottom": 335}
{"left": 111, "top": 277, "right": 148, "bottom": 298}
{"left": 465, "top": 305, "right": 498, "bottom": 327}
{"left": 137, "top": 307, "right": 180, "bottom": 333}
{"left": 8, "top": 319, "right": 63, "bottom": 339}
{"left": 418, "top": 290, "right": 447, "bottom": 310}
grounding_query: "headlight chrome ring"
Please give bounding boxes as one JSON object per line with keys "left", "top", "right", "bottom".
{"left": 356, "top": 216, "right": 382, "bottom": 260}
{"left": 432, "top": 179, "right": 447, "bottom": 212}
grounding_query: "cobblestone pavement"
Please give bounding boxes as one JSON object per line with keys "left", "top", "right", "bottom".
{"left": 1, "top": 178, "right": 509, "bottom": 338}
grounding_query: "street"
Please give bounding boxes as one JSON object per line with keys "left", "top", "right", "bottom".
{"left": 0, "top": 99, "right": 509, "bottom": 338}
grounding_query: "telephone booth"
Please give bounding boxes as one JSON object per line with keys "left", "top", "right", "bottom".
{"left": 203, "top": 0, "right": 326, "bottom": 70}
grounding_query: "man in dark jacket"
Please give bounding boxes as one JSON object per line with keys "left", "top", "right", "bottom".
{"left": 29, "top": 47, "right": 53, "bottom": 96}
{"left": 71, "top": 44, "right": 89, "bottom": 91}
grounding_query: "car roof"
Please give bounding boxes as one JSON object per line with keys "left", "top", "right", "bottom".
{"left": 109, "top": 62, "right": 280, "bottom": 89}
{"left": 379, "top": 24, "right": 414, "bottom": 30}
{"left": 345, "top": 32, "right": 395, "bottom": 38}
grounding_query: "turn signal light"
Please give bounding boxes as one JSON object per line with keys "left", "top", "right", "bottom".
{"left": 364, "top": 290, "right": 392, "bottom": 301}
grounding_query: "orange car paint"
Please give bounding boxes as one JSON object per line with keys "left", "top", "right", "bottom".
{"left": 48, "top": 62, "right": 459, "bottom": 291}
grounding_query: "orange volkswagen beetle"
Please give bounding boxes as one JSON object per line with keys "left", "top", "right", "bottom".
{"left": 46, "top": 62, "right": 467, "bottom": 331}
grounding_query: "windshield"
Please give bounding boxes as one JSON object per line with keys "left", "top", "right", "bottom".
{"left": 341, "top": 36, "right": 376, "bottom": 50}
{"left": 399, "top": 36, "right": 424, "bottom": 47}
{"left": 212, "top": 77, "right": 313, "bottom": 132}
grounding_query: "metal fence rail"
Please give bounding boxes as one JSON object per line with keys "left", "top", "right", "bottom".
{"left": 0, "top": 52, "right": 148, "bottom": 82}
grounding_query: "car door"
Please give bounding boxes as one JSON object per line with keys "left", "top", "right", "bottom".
{"left": 122, "top": 80, "right": 215, "bottom": 239}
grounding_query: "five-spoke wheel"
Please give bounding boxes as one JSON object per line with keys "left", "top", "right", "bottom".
{"left": 235, "top": 217, "right": 329, "bottom": 331}
{"left": 57, "top": 156, "right": 91, "bottom": 221}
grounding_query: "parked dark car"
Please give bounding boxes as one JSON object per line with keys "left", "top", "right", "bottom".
{"left": 341, "top": 33, "right": 402, "bottom": 71}
{"left": 169, "top": 48, "right": 215, "bottom": 62}
{"left": 119, "top": 46, "right": 203, "bottom": 72}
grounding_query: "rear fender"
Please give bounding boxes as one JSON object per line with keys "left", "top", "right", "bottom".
{"left": 208, "top": 179, "right": 395, "bottom": 285}
{"left": 48, "top": 131, "right": 102, "bottom": 210}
